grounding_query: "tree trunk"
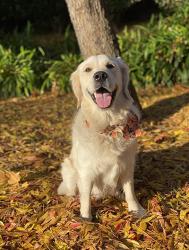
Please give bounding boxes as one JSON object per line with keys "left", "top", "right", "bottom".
{"left": 65, "top": 0, "right": 142, "bottom": 113}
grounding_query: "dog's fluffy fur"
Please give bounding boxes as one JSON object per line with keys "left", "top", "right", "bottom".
{"left": 58, "top": 55, "right": 145, "bottom": 220}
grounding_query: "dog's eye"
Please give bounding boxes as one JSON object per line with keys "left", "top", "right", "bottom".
{"left": 106, "top": 63, "right": 115, "bottom": 69}
{"left": 85, "top": 67, "right": 92, "bottom": 72}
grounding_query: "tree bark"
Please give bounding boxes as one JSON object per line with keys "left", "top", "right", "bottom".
{"left": 65, "top": 0, "right": 142, "bottom": 113}
{"left": 65, "top": 0, "right": 120, "bottom": 58}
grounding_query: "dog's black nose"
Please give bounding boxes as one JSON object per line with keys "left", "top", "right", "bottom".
{"left": 93, "top": 71, "right": 108, "bottom": 82}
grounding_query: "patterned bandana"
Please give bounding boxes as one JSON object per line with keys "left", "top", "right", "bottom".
{"left": 101, "top": 112, "right": 141, "bottom": 140}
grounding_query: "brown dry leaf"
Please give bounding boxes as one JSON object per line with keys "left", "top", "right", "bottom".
{"left": 23, "top": 154, "right": 38, "bottom": 163}
{"left": 154, "top": 132, "right": 169, "bottom": 143}
{"left": 0, "top": 170, "right": 20, "bottom": 186}
{"left": 138, "top": 214, "right": 156, "bottom": 233}
{"left": 0, "top": 235, "right": 4, "bottom": 248}
{"left": 180, "top": 209, "right": 189, "bottom": 224}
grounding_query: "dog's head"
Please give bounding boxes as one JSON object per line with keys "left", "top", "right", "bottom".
{"left": 71, "top": 54, "right": 134, "bottom": 110}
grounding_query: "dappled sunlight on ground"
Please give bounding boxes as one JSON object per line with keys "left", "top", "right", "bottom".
{"left": 0, "top": 85, "right": 189, "bottom": 249}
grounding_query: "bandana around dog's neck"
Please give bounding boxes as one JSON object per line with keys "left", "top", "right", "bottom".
{"left": 85, "top": 112, "right": 141, "bottom": 140}
{"left": 101, "top": 112, "right": 141, "bottom": 140}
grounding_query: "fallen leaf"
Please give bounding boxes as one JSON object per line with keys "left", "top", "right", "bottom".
{"left": 154, "top": 132, "right": 169, "bottom": 143}
{"left": 180, "top": 209, "right": 189, "bottom": 223}
{"left": 0, "top": 170, "right": 20, "bottom": 186}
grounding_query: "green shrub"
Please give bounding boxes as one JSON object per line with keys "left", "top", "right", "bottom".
{"left": 0, "top": 0, "right": 188, "bottom": 98}
{"left": 0, "top": 45, "right": 35, "bottom": 98}
{"left": 4, "top": 21, "right": 33, "bottom": 52}
{"left": 119, "top": 1, "right": 189, "bottom": 87}
{"left": 154, "top": 0, "right": 181, "bottom": 10}
{"left": 41, "top": 54, "right": 81, "bottom": 93}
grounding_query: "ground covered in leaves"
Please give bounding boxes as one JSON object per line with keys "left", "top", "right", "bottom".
{"left": 0, "top": 85, "right": 189, "bottom": 249}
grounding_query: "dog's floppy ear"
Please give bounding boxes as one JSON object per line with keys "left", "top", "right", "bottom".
{"left": 116, "top": 57, "right": 134, "bottom": 104}
{"left": 70, "top": 69, "right": 83, "bottom": 108}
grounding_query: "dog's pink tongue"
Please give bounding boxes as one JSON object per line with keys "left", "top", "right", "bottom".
{"left": 95, "top": 92, "right": 112, "bottom": 108}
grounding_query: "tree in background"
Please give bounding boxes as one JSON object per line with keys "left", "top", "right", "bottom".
{"left": 65, "top": 0, "right": 142, "bottom": 112}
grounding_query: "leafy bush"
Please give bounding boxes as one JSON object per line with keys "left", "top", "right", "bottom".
{"left": 154, "top": 0, "right": 181, "bottom": 10}
{"left": 0, "top": 44, "right": 81, "bottom": 98}
{"left": 0, "top": 45, "right": 35, "bottom": 98}
{"left": 119, "top": 1, "right": 189, "bottom": 87}
{"left": 0, "top": 0, "right": 188, "bottom": 98}
{"left": 1, "top": 21, "right": 33, "bottom": 52}
{"left": 41, "top": 54, "right": 81, "bottom": 93}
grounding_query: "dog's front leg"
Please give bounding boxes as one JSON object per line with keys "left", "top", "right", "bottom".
{"left": 123, "top": 177, "right": 146, "bottom": 217}
{"left": 78, "top": 177, "right": 93, "bottom": 221}
{"left": 121, "top": 160, "right": 146, "bottom": 218}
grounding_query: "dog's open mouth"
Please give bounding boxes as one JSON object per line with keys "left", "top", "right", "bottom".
{"left": 91, "top": 87, "right": 116, "bottom": 109}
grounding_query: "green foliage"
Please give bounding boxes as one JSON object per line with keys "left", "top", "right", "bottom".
{"left": 154, "top": 0, "right": 181, "bottom": 10}
{"left": 0, "top": 23, "right": 80, "bottom": 98}
{"left": 62, "top": 26, "right": 79, "bottom": 56}
{"left": 0, "top": 0, "right": 189, "bottom": 98}
{"left": 41, "top": 54, "right": 81, "bottom": 93}
{"left": 0, "top": 45, "right": 35, "bottom": 98}
{"left": 119, "top": 1, "right": 189, "bottom": 87}
{"left": 0, "top": 44, "right": 81, "bottom": 98}
{"left": 2, "top": 21, "right": 34, "bottom": 52}
{"left": 1, "top": 23, "right": 79, "bottom": 59}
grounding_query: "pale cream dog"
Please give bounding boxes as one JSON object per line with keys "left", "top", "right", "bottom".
{"left": 58, "top": 55, "right": 145, "bottom": 220}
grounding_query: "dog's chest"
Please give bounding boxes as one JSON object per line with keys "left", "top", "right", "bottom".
{"left": 97, "top": 162, "right": 120, "bottom": 196}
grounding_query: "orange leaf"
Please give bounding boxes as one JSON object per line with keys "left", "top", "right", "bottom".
{"left": 0, "top": 170, "right": 20, "bottom": 186}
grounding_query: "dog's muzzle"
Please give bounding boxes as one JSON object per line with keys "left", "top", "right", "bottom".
{"left": 88, "top": 87, "right": 116, "bottom": 109}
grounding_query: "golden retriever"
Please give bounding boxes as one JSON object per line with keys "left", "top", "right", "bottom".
{"left": 58, "top": 55, "right": 145, "bottom": 220}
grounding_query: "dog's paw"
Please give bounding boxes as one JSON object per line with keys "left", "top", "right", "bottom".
{"left": 57, "top": 181, "right": 75, "bottom": 196}
{"left": 57, "top": 181, "right": 66, "bottom": 195}
{"left": 80, "top": 215, "right": 93, "bottom": 222}
{"left": 129, "top": 206, "right": 147, "bottom": 218}
{"left": 80, "top": 210, "right": 92, "bottom": 222}
{"left": 115, "top": 189, "right": 125, "bottom": 200}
